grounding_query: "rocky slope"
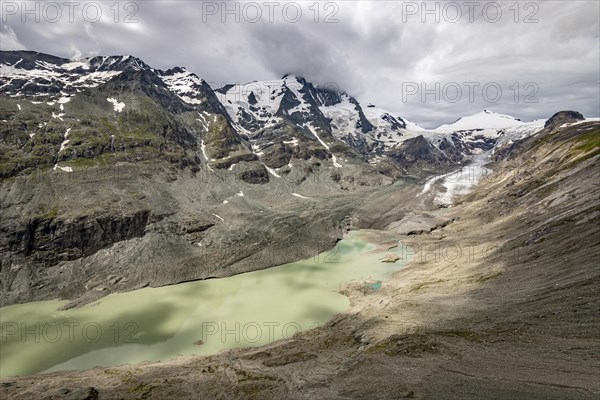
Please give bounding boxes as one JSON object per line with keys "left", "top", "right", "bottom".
{"left": 1, "top": 113, "right": 597, "bottom": 399}
{"left": 0, "top": 51, "right": 405, "bottom": 307}
{"left": 0, "top": 52, "right": 445, "bottom": 306}
{"left": 0, "top": 50, "right": 591, "bottom": 310}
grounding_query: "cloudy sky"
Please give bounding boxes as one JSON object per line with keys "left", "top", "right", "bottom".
{"left": 1, "top": 0, "right": 599, "bottom": 128}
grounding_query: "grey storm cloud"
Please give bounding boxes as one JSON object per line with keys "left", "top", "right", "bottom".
{"left": 1, "top": 0, "right": 598, "bottom": 128}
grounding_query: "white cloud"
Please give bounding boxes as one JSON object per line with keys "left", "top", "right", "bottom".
{"left": 0, "top": 26, "right": 26, "bottom": 51}
{"left": 1, "top": 0, "right": 599, "bottom": 127}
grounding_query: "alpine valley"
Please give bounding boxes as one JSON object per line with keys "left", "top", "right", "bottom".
{"left": 1, "top": 51, "right": 599, "bottom": 399}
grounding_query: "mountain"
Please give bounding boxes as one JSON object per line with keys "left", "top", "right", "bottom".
{"left": 0, "top": 51, "right": 551, "bottom": 178}
{"left": 2, "top": 50, "right": 591, "bottom": 308}
{"left": 1, "top": 50, "right": 599, "bottom": 398}
{"left": 213, "top": 75, "right": 427, "bottom": 159}
{"left": 0, "top": 50, "right": 403, "bottom": 307}
{"left": 3, "top": 109, "right": 599, "bottom": 398}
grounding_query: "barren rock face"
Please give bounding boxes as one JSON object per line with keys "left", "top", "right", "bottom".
{"left": 544, "top": 110, "right": 585, "bottom": 130}
{"left": 235, "top": 161, "right": 270, "bottom": 184}
{"left": 379, "top": 253, "right": 400, "bottom": 263}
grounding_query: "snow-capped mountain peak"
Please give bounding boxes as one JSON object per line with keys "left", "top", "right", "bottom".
{"left": 157, "top": 67, "right": 209, "bottom": 105}
{"left": 213, "top": 74, "right": 423, "bottom": 156}
{"left": 0, "top": 50, "right": 550, "bottom": 175}
{"left": 434, "top": 109, "right": 524, "bottom": 134}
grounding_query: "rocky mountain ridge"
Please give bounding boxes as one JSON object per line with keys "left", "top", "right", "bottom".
{"left": 1, "top": 50, "right": 560, "bottom": 178}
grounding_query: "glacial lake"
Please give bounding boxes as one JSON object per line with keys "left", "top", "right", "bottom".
{"left": 0, "top": 232, "right": 408, "bottom": 377}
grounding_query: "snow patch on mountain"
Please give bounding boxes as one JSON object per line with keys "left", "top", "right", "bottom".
{"left": 62, "top": 59, "right": 91, "bottom": 71}
{"left": 282, "top": 137, "right": 299, "bottom": 146}
{"left": 265, "top": 165, "right": 281, "bottom": 177}
{"left": 107, "top": 98, "right": 125, "bottom": 112}
{"left": 306, "top": 124, "right": 330, "bottom": 150}
{"left": 58, "top": 128, "right": 72, "bottom": 153}
{"left": 53, "top": 165, "right": 73, "bottom": 173}
{"left": 292, "top": 193, "right": 310, "bottom": 199}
